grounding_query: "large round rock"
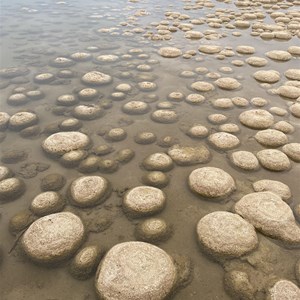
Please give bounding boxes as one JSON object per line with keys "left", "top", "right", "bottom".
{"left": 239, "top": 109, "right": 274, "bottom": 129}
{"left": 95, "top": 241, "right": 177, "bottom": 300}
{"left": 268, "top": 279, "right": 300, "bottom": 300}
{"left": 69, "top": 176, "right": 111, "bottom": 207}
{"left": 197, "top": 211, "right": 258, "bottom": 259}
{"left": 189, "top": 167, "right": 236, "bottom": 199}
{"left": 42, "top": 132, "right": 90, "bottom": 156}
{"left": 123, "top": 186, "right": 166, "bottom": 217}
{"left": 21, "top": 212, "right": 85, "bottom": 264}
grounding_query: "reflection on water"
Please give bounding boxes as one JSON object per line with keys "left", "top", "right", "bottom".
{"left": 0, "top": 0, "right": 300, "bottom": 299}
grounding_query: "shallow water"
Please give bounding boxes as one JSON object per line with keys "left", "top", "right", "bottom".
{"left": 0, "top": 0, "right": 300, "bottom": 299}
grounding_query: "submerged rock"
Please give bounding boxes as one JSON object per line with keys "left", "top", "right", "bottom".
{"left": 197, "top": 211, "right": 258, "bottom": 259}
{"left": 158, "top": 47, "right": 182, "bottom": 58}
{"left": 167, "top": 144, "right": 210, "bottom": 165}
{"left": 235, "top": 192, "right": 300, "bottom": 246}
{"left": 239, "top": 109, "right": 274, "bottom": 129}
{"left": 21, "top": 212, "right": 85, "bottom": 264}
{"left": 95, "top": 242, "right": 177, "bottom": 300}
{"left": 188, "top": 167, "right": 236, "bottom": 199}
{"left": 123, "top": 186, "right": 166, "bottom": 218}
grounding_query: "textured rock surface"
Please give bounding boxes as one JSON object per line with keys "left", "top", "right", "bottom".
{"left": 197, "top": 211, "right": 258, "bottom": 258}
{"left": 42, "top": 132, "right": 90, "bottom": 156}
{"left": 188, "top": 167, "right": 236, "bottom": 199}
{"left": 21, "top": 212, "right": 85, "bottom": 264}
{"left": 235, "top": 192, "right": 300, "bottom": 246}
{"left": 95, "top": 242, "right": 177, "bottom": 300}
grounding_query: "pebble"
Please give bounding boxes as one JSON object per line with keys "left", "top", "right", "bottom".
{"left": 273, "top": 121, "right": 294, "bottom": 133}
{"left": 60, "top": 150, "right": 87, "bottom": 168}
{"left": 218, "top": 123, "right": 240, "bottom": 133}
{"left": 213, "top": 98, "right": 233, "bottom": 109}
{"left": 95, "top": 242, "right": 176, "bottom": 300}
{"left": 284, "top": 69, "right": 300, "bottom": 81}
{"left": 21, "top": 212, "right": 85, "bottom": 264}
{"left": 185, "top": 94, "right": 205, "bottom": 105}
{"left": 198, "top": 45, "right": 222, "bottom": 54}
{"left": 105, "top": 128, "right": 127, "bottom": 142}
{"left": 252, "top": 180, "right": 291, "bottom": 202}
{"left": 72, "top": 104, "right": 103, "bottom": 120}
{"left": 246, "top": 56, "right": 268, "bottom": 67}
{"left": 123, "top": 186, "right": 166, "bottom": 218}
{"left": 0, "top": 165, "right": 13, "bottom": 181}
{"left": 276, "top": 85, "right": 300, "bottom": 99}
{"left": 114, "top": 149, "right": 135, "bottom": 164}
{"left": 197, "top": 211, "right": 258, "bottom": 259}
{"left": 236, "top": 45, "right": 255, "bottom": 54}
{"left": 0, "top": 112, "right": 10, "bottom": 130}
{"left": 256, "top": 149, "right": 291, "bottom": 171}
{"left": 235, "top": 192, "right": 300, "bottom": 246}
{"left": 78, "top": 88, "right": 99, "bottom": 101}
{"left": 188, "top": 167, "right": 236, "bottom": 199}
{"left": 289, "top": 103, "right": 300, "bottom": 117}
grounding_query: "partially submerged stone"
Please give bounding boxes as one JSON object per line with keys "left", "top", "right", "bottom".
{"left": 235, "top": 192, "right": 300, "bottom": 246}
{"left": 230, "top": 151, "right": 259, "bottom": 171}
{"left": 81, "top": 71, "right": 112, "bottom": 86}
{"left": 197, "top": 211, "right": 258, "bottom": 259}
{"left": 167, "top": 144, "right": 210, "bottom": 165}
{"left": 267, "top": 279, "right": 300, "bottom": 300}
{"left": 188, "top": 167, "right": 236, "bottom": 199}
{"left": 257, "top": 149, "right": 291, "bottom": 171}
{"left": 215, "top": 77, "right": 241, "bottom": 90}
{"left": 253, "top": 180, "right": 291, "bottom": 202}
{"left": 42, "top": 132, "right": 90, "bottom": 156}
{"left": 208, "top": 132, "right": 240, "bottom": 150}
{"left": 254, "top": 129, "right": 288, "bottom": 147}
{"left": 21, "top": 212, "right": 85, "bottom": 264}
{"left": 282, "top": 143, "right": 300, "bottom": 162}
{"left": 95, "top": 242, "right": 177, "bottom": 300}
{"left": 239, "top": 109, "right": 274, "bottom": 129}
{"left": 158, "top": 47, "right": 182, "bottom": 58}
{"left": 69, "top": 176, "right": 111, "bottom": 207}
{"left": 123, "top": 186, "right": 166, "bottom": 218}
{"left": 253, "top": 70, "right": 280, "bottom": 83}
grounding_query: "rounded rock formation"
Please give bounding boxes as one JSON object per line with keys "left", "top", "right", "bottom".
{"left": 21, "top": 212, "right": 85, "bottom": 264}
{"left": 69, "top": 176, "right": 111, "bottom": 207}
{"left": 123, "top": 186, "right": 166, "bottom": 218}
{"left": 95, "top": 242, "right": 177, "bottom": 300}
{"left": 197, "top": 211, "right": 258, "bottom": 259}
{"left": 188, "top": 167, "right": 236, "bottom": 199}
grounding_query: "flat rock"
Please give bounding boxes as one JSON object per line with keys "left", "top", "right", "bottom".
{"left": 167, "top": 144, "right": 210, "bottom": 165}
{"left": 21, "top": 212, "right": 85, "bottom": 264}
{"left": 235, "top": 192, "right": 300, "bottom": 246}
{"left": 197, "top": 211, "right": 258, "bottom": 259}
{"left": 188, "top": 167, "right": 236, "bottom": 199}
{"left": 95, "top": 242, "right": 177, "bottom": 300}
{"left": 158, "top": 47, "right": 182, "bottom": 58}
{"left": 42, "top": 132, "right": 90, "bottom": 156}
